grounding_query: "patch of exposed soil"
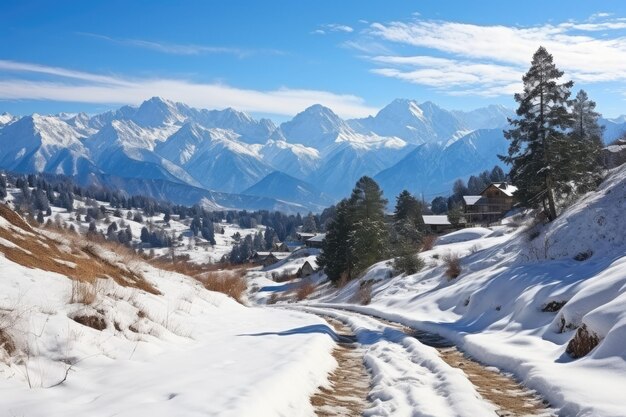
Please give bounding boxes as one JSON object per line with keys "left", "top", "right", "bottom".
{"left": 310, "top": 317, "right": 370, "bottom": 417}
{"left": 72, "top": 314, "right": 107, "bottom": 331}
{"left": 410, "top": 328, "right": 554, "bottom": 417}
{"left": 566, "top": 324, "right": 600, "bottom": 359}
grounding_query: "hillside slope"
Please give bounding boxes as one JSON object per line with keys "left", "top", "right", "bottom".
{"left": 0, "top": 205, "right": 335, "bottom": 417}
{"left": 299, "top": 165, "right": 626, "bottom": 417}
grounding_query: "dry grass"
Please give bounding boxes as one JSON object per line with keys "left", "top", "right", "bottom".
{"left": 198, "top": 271, "right": 247, "bottom": 303}
{"left": 0, "top": 204, "right": 159, "bottom": 295}
{"left": 421, "top": 234, "right": 437, "bottom": 251}
{"left": 0, "top": 327, "right": 16, "bottom": 356}
{"left": 70, "top": 281, "right": 97, "bottom": 305}
{"left": 152, "top": 256, "right": 254, "bottom": 277}
{"left": 443, "top": 253, "right": 461, "bottom": 280}
{"left": 295, "top": 281, "right": 316, "bottom": 301}
{"left": 272, "top": 270, "right": 297, "bottom": 283}
{"left": 354, "top": 281, "right": 374, "bottom": 305}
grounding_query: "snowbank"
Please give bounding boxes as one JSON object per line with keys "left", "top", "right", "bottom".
{"left": 309, "top": 165, "right": 626, "bottom": 417}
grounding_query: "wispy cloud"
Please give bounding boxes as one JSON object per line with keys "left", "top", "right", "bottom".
{"left": 0, "top": 60, "right": 377, "bottom": 118}
{"left": 78, "top": 32, "right": 282, "bottom": 58}
{"left": 352, "top": 14, "right": 626, "bottom": 96}
{"left": 312, "top": 23, "right": 354, "bottom": 35}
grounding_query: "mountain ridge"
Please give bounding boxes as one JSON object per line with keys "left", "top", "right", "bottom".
{"left": 1, "top": 96, "right": 623, "bottom": 212}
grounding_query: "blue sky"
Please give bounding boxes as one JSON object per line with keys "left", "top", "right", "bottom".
{"left": 2, "top": 0, "right": 626, "bottom": 120}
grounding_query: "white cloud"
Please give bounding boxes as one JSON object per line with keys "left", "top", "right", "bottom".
{"left": 361, "top": 14, "right": 626, "bottom": 96}
{"left": 370, "top": 55, "right": 522, "bottom": 96}
{"left": 0, "top": 60, "right": 377, "bottom": 118}
{"left": 78, "top": 32, "right": 281, "bottom": 57}
{"left": 312, "top": 23, "right": 354, "bottom": 35}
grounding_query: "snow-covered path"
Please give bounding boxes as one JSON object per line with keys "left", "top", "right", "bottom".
{"left": 290, "top": 305, "right": 553, "bottom": 417}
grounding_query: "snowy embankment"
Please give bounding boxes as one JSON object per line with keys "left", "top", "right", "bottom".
{"left": 292, "top": 165, "right": 626, "bottom": 417}
{"left": 0, "top": 207, "right": 335, "bottom": 417}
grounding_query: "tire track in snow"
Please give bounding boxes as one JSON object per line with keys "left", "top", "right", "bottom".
{"left": 290, "top": 306, "right": 555, "bottom": 417}
{"left": 309, "top": 316, "right": 371, "bottom": 417}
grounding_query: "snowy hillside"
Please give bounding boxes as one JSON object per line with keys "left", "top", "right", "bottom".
{"left": 0, "top": 204, "right": 336, "bottom": 417}
{"left": 257, "top": 164, "right": 626, "bottom": 417}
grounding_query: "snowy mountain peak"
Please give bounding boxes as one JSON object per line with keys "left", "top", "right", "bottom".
{"left": 377, "top": 98, "right": 425, "bottom": 121}
{"left": 133, "top": 96, "right": 188, "bottom": 127}
{"left": 0, "top": 112, "right": 15, "bottom": 126}
{"left": 278, "top": 104, "right": 347, "bottom": 148}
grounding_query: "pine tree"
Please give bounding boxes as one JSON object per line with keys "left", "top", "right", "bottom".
{"left": 349, "top": 176, "right": 387, "bottom": 222}
{"left": 490, "top": 166, "right": 506, "bottom": 182}
{"left": 393, "top": 190, "right": 425, "bottom": 245}
{"left": 501, "top": 46, "right": 573, "bottom": 221}
{"left": 348, "top": 177, "right": 389, "bottom": 276}
{"left": 430, "top": 196, "right": 448, "bottom": 214}
{"left": 568, "top": 90, "right": 604, "bottom": 191}
{"left": 317, "top": 199, "right": 354, "bottom": 283}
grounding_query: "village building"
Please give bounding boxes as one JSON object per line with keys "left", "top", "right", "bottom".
{"left": 296, "top": 232, "right": 316, "bottom": 242}
{"left": 305, "top": 233, "right": 326, "bottom": 249}
{"left": 601, "top": 138, "right": 626, "bottom": 169}
{"left": 463, "top": 182, "right": 517, "bottom": 224}
{"left": 250, "top": 251, "right": 290, "bottom": 267}
{"left": 422, "top": 215, "right": 456, "bottom": 234}
{"left": 296, "top": 261, "right": 315, "bottom": 278}
{"left": 272, "top": 242, "right": 290, "bottom": 252}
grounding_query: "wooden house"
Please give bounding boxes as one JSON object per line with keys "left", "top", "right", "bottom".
{"left": 296, "top": 261, "right": 315, "bottom": 278}
{"left": 272, "top": 242, "right": 290, "bottom": 252}
{"left": 463, "top": 182, "right": 517, "bottom": 224}
{"left": 422, "top": 215, "right": 455, "bottom": 234}
{"left": 305, "top": 233, "right": 326, "bottom": 249}
{"left": 250, "top": 251, "right": 290, "bottom": 267}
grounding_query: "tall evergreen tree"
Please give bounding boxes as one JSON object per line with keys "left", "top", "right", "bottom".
{"left": 317, "top": 199, "right": 355, "bottom": 282}
{"left": 347, "top": 177, "right": 389, "bottom": 275}
{"left": 568, "top": 90, "right": 604, "bottom": 191}
{"left": 501, "top": 46, "right": 573, "bottom": 221}
{"left": 393, "top": 190, "right": 425, "bottom": 245}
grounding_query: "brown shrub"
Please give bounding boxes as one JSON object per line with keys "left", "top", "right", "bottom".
{"left": 443, "top": 253, "right": 461, "bottom": 280}
{"left": 0, "top": 328, "right": 16, "bottom": 356}
{"left": 295, "top": 282, "right": 316, "bottom": 301}
{"left": 336, "top": 271, "right": 351, "bottom": 288}
{"left": 70, "top": 281, "right": 97, "bottom": 305}
{"left": 542, "top": 300, "right": 567, "bottom": 312}
{"left": 72, "top": 314, "right": 107, "bottom": 331}
{"left": 421, "top": 235, "right": 437, "bottom": 251}
{"left": 152, "top": 257, "right": 254, "bottom": 278}
{"left": 267, "top": 293, "right": 279, "bottom": 305}
{"left": 566, "top": 324, "right": 600, "bottom": 358}
{"left": 354, "top": 281, "right": 374, "bottom": 305}
{"left": 272, "top": 270, "right": 297, "bottom": 283}
{"left": 200, "top": 271, "right": 247, "bottom": 303}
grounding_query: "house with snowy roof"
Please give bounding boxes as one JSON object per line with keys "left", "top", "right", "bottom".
{"left": 463, "top": 182, "right": 518, "bottom": 224}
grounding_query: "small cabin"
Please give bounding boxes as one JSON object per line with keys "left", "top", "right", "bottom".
{"left": 296, "top": 232, "right": 316, "bottom": 242}
{"left": 463, "top": 182, "right": 517, "bottom": 224}
{"left": 250, "top": 251, "right": 289, "bottom": 267}
{"left": 272, "top": 242, "right": 290, "bottom": 252}
{"left": 602, "top": 138, "right": 626, "bottom": 169}
{"left": 296, "top": 261, "right": 315, "bottom": 278}
{"left": 422, "top": 215, "right": 455, "bottom": 234}
{"left": 305, "top": 233, "right": 326, "bottom": 249}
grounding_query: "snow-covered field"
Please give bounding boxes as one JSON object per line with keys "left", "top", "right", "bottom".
{"left": 0, "top": 209, "right": 334, "bottom": 417}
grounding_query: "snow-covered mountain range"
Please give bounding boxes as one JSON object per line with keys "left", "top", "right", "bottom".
{"left": 0, "top": 97, "right": 623, "bottom": 212}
